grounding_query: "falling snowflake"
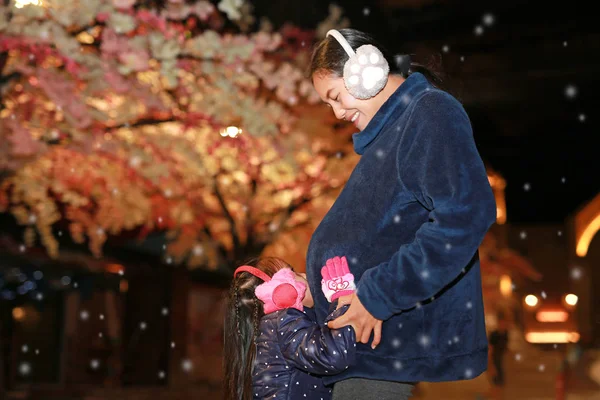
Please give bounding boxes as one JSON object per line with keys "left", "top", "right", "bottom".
{"left": 393, "top": 361, "right": 403, "bottom": 370}
{"left": 350, "top": 257, "right": 358, "bottom": 264}
{"left": 392, "top": 338, "right": 401, "bottom": 348}
{"left": 35, "top": 293, "right": 44, "bottom": 301}
{"left": 523, "top": 182, "right": 531, "bottom": 191}
{"left": 165, "top": 256, "right": 173, "bottom": 265}
{"left": 474, "top": 25, "right": 484, "bottom": 36}
{"left": 73, "top": 282, "right": 78, "bottom": 288}
{"left": 578, "top": 113, "right": 586, "bottom": 122}
{"left": 19, "top": 244, "right": 26, "bottom": 253}
{"left": 18, "top": 362, "right": 31, "bottom": 376}
{"left": 482, "top": 13, "right": 495, "bottom": 26}
{"left": 393, "top": 215, "right": 401, "bottom": 223}
{"left": 171, "top": 341, "right": 176, "bottom": 348}
{"left": 557, "top": 230, "right": 563, "bottom": 236}
{"left": 420, "top": 270, "right": 430, "bottom": 279}
{"left": 442, "top": 45, "right": 450, "bottom": 53}
{"left": 158, "top": 370, "right": 166, "bottom": 379}
{"left": 35, "top": 349, "right": 39, "bottom": 355}
{"left": 570, "top": 267, "right": 582, "bottom": 280}
{"left": 80, "top": 310, "right": 90, "bottom": 321}
{"left": 541, "top": 291, "right": 547, "bottom": 299}
{"left": 363, "top": 7, "right": 370, "bottom": 16}
{"left": 61, "top": 276, "right": 71, "bottom": 285}
{"left": 118, "top": 270, "right": 124, "bottom": 276}
{"left": 538, "top": 364, "right": 545, "bottom": 372}
{"left": 99, "top": 314, "right": 105, "bottom": 320}
{"left": 515, "top": 353, "right": 522, "bottom": 361}
{"left": 564, "top": 84, "right": 578, "bottom": 99}
{"left": 466, "top": 301, "right": 473, "bottom": 309}
{"left": 161, "top": 307, "right": 169, "bottom": 316}
{"left": 419, "top": 334, "right": 430, "bottom": 348}
{"left": 397, "top": 323, "right": 403, "bottom": 329}
{"left": 33, "top": 271, "right": 43, "bottom": 280}
{"left": 140, "top": 321, "right": 147, "bottom": 330}
{"left": 465, "top": 368, "right": 473, "bottom": 378}
{"left": 193, "top": 245, "right": 204, "bottom": 256}
{"left": 563, "top": 41, "right": 568, "bottom": 47}
{"left": 460, "top": 56, "right": 465, "bottom": 62}
{"left": 519, "top": 231, "right": 527, "bottom": 240}
{"left": 22, "top": 344, "right": 29, "bottom": 353}
{"left": 269, "top": 222, "right": 279, "bottom": 232}
{"left": 445, "top": 243, "right": 452, "bottom": 251}
{"left": 90, "top": 359, "right": 100, "bottom": 370}
{"left": 181, "top": 359, "right": 193, "bottom": 372}
{"left": 98, "top": 332, "right": 103, "bottom": 338}
{"left": 129, "top": 156, "right": 141, "bottom": 168}
{"left": 376, "top": 149, "right": 385, "bottom": 158}
{"left": 453, "top": 336, "right": 460, "bottom": 343}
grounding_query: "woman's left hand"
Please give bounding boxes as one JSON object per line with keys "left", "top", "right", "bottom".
{"left": 328, "top": 293, "right": 383, "bottom": 349}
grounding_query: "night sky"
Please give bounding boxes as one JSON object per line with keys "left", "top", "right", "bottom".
{"left": 254, "top": 0, "right": 599, "bottom": 224}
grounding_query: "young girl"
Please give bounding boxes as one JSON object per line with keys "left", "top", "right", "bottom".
{"left": 224, "top": 256, "right": 357, "bottom": 400}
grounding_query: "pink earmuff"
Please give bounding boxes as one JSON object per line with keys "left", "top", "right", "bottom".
{"left": 234, "top": 265, "right": 306, "bottom": 314}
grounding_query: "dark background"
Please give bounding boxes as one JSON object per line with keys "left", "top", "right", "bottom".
{"left": 255, "top": 0, "right": 599, "bottom": 223}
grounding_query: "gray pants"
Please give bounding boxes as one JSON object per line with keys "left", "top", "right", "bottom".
{"left": 332, "top": 378, "right": 414, "bottom": 400}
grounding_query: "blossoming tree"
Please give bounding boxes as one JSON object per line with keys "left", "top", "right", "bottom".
{"left": 0, "top": 0, "right": 356, "bottom": 271}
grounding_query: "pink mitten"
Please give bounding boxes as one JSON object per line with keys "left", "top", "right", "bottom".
{"left": 321, "top": 256, "right": 356, "bottom": 302}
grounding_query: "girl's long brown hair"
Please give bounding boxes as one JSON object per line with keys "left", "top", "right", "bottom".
{"left": 223, "top": 257, "right": 291, "bottom": 400}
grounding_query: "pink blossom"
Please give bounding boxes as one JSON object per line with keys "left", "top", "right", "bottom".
{"left": 101, "top": 28, "right": 129, "bottom": 55}
{"left": 192, "top": 1, "right": 215, "bottom": 21}
{"left": 96, "top": 12, "right": 110, "bottom": 22}
{"left": 118, "top": 50, "right": 150, "bottom": 72}
{"left": 112, "top": 0, "right": 136, "bottom": 10}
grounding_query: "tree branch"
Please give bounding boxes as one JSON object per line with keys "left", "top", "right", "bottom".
{"left": 213, "top": 175, "right": 241, "bottom": 259}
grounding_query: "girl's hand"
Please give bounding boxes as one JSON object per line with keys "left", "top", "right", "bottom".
{"left": 328, "top": 293, "right": 383, "bottom": 349}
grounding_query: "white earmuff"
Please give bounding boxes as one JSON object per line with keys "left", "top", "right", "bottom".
{"left": 326, "top": 29, "right": 390, "bottom": 100}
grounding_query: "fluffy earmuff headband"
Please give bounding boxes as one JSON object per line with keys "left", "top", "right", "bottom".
{"left": 326, "top": 29, "right": 390, "bottom": 99}
{"left": 234, "top": 265, "right": 306, "bottom": 314}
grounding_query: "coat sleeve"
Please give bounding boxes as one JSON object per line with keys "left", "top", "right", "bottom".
{"left": 277, "top": 307, "right": 355, "bottom": 375}
{"left": 355, "top": 91, "right": 497, "bottom": 320}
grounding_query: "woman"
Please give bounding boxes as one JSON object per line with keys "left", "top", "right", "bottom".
{"left": 305, "top": 28, "right": 497, "bottom": 399}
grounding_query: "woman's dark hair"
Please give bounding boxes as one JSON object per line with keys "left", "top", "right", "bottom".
{"left": 223, "top": 257, "right": 292, "bottom": 400}
{"left": 308, "top": 28, "right": 444, "bottom": 88}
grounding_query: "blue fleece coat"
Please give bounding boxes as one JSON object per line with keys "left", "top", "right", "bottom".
{"left": 252, "top": 307, "right": 356, "bottom": 399}
{"left": 306, "top": 72, "right": 497, "bottom": 385}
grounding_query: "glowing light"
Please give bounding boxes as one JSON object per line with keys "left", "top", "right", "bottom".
{"left": 565, "top": 294, "right": 578, "bottom": 306}
{"left": 525, "top": 331, "right": 580, "bottom": 344}
{"left": 499, "top": 275, "right": 512, "bottom": 297}
{"left": 220, "top": 126, "right": 242, "bottom": 138}
{"left": 536, "top": 311, "right": 568, "bottom": 323}
{"left": 576, "top": 213, "right": 600, "bottom": 257}
{"left": 524, "top": 294, "right": 538, "bottom": 307}
{"left": 12, "top": 307, "right": 25, "bottom": 321}
{"left": 14, "top": 0, "right": 43, "bottom": 8}
{"left": 106, "top": 263, "right": 125, "bottom": 275}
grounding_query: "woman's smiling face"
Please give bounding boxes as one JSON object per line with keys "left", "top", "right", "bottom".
{"left": 312, "top": 72, "right": 380, "bottom": 131}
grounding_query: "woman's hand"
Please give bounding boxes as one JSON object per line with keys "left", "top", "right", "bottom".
{"left": 328, "top": 293, "right": 383, "bottom": 349}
